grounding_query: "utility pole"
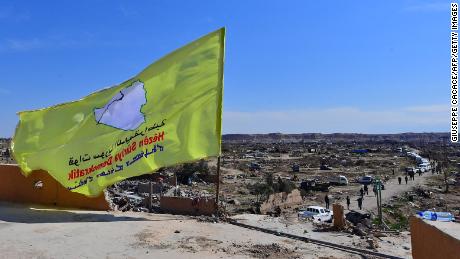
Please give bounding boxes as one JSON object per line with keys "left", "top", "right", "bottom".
{"left": 375, "top": 178, "right": 383, "bottom": 227}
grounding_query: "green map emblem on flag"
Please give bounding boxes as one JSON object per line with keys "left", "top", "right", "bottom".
{"left": 11, "top": 28, "right": 225, "bottom": 197}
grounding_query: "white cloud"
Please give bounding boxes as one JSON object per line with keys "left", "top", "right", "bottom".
{"left": 223, "top": 105, "right": 448, "bottom": 134}
{"left": 3, "top": 38, "right": 43, "bottom": 51}
{"left": 404, "top": 104, "right": 449, "bottom": 113}
{"left": 0, "top": 34, "right": 126, "bottom": 52}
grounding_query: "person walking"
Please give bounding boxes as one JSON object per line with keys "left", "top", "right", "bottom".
{"left": 359, "top": 187, "right": 364, "bottom": 198}
{"left": 324, "top": 194, "right": 330, "bottom": 209}
{"left": 372, "top": 184, "right": 377, "bottom": 196}
{"left": 398, "top": 176, "right": 402, "bottom": 185}
{"left": 364, "top": 184, "right": 369, "bottom": 195}
{"left": 346, "top": 195, "right": 350, "bottom": 210}
{"left": 405, "top": 175, "right": 408, "bottom": 184}
{"left": 357, "top": 197, "right": 363, "bottom": 210}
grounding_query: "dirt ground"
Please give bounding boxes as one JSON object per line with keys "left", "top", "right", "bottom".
{"left": 340, "top": 170, "right": 432, "bottom": 212}
{"left": 0, "top": 202, "right": 367, "bottom": 259}
{"left": 1, "top": 136, "right": 456, "bottom": 259}
{"left": 231, "top": 214, "right": 412, "bottom": 258}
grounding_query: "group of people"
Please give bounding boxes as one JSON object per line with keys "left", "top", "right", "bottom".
{"left": 323, "top": 167, "right": 431, "bottom": 212}
{"left": 398, "top": 169, "right": 420, "bottom": 185}
{"left": 324, "top": 194, "right": 363, "bottom": 210}
{"left": 398, "top": 176, "right": 408, "bottom": 185}
{"left": 324, "top": 182, "right": 384, "bottom": 211}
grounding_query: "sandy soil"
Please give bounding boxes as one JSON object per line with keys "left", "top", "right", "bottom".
{"left": 341, "top": 171, "right": 432, "bottom": 212}
{"left": 0, "top": 202, "right": 363, "bottom": 259}
{"left": 231, "top": 214, "right": 412, "bottom": 258}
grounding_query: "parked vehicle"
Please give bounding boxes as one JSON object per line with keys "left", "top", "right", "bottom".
{"left": 249, "top": 162, "right": 261, "bottom": 170}
{"left": 298, "top": 206, "right": 333, "bottom": 222}
{"left": 405, "top": 167, "right": 416, "bottom": 174}
{"left": 357, "top": 175, "right": 374, "bottom": 185}
{"left": 300, "top": 180, "right": 331, "bottom": 192}
{"left": 416, "top": 166, "right": 425, "bottom": 173}
{"left": 329, "top": 175, "right": 349, "bottom": 186}
{"left": 414, "top": 163, "right": 430, "bottom": 173}
{"left": 320, "top": 164, "right": 333, "bottom": 170}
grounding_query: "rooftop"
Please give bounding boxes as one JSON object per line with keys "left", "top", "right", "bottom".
{"left": 425, "top": 220, "right": 460, "bottom": 240}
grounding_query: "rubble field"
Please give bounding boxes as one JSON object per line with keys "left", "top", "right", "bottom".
{"left": 0, "top": 133, "right": 458, "bottom": 258}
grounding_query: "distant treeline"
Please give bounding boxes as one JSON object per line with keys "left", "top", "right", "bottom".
{"left": 222, "top": 132, "right": 449, "bottom": 143}
{"left": 0, "top": 138, "right": 11, "bottom": 144}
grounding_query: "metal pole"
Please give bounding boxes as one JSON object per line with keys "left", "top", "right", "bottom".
{"left": 375, "top": 178, "right": 382, "bottom": 227}
{"left": 375, "top": 182, "right": 380, "bottom": 220}
{"left": 215, "top": 156, "right": 221, "bottom": 215}
{"left": 378, "top": 180, "right": 383, "bottom": 226}
{"left": 149, "top": 176, "right": 153, "bottom": 212}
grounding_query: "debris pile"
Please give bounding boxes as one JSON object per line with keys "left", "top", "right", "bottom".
{"left": 345, "top": 210, "right": 373, "bottom": 236}
{"left": 0, "top": 138, "right": 14, "bottom": 164}
{"left": 107, "top": 181, "right": 158, "bottom": 212}
{"left": 106, "top": 170, "right": 215, "bottom": 213}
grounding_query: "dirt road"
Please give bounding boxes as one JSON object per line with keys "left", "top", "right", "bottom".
{"left": 342, "top": 171, "right": 432, "bottom": 213}
{"left": 0, "top": 202, "right": 364, "bottom": 259}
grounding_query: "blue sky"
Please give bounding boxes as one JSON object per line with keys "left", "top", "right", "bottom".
{"left": 0, "top": 1, "right": 451, "bottom": 136}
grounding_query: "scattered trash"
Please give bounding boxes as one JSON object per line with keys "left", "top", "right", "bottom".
{"left": 417, "top": 211, "right": 454, "bottom": 222}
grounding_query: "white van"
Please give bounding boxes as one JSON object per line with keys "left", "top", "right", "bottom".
{"left": 417, "top": 163, "right": 431, "bottom": 172}
{"left": 329, "top": 175, "right": 349, "bottom": 186}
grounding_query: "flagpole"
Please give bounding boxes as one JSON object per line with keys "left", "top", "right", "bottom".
{"left": 149, "top": 175, "right": 153, "bottom": 212}
{"left": 215, "top": 156, "right": 221, "bottom": 216}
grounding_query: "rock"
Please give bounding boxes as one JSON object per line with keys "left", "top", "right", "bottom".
{"left": 228, "top": 199, "right": 241, "bottom": 206}
{"left": 367, "top": 237, "right": 379, "bottom": 249}
{"left": 374, "top": 232, "right": 387, "bottom": 238}
{"left": 362, "top": 218, "right": 372, "bottom": 228}
{"left": 346, "top": 210, "right": 371, "bottom": 226}
{"left": 353, "top": 223, "right": 367, "bottom": 236}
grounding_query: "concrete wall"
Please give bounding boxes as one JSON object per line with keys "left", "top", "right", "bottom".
{"left": 260, "top": 189, "right": 303, "bottom": 214}
{"left": 410, "top": 216, "right": 460, "bottom": 259}
{"left": 333, "top": 203, "right": 345, "bottom": 229}
{"left": 138, "top": 182, "right": 163, "bottom": 194}
{"left": 160, "top": 196, "right": 216, "bottom": 216}
{"left": 0, "top": 164, "right": 110, "bottom": 210}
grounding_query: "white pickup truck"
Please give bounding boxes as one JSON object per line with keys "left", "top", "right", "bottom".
{"left": 298, "top": 206, "right": 333, "bottom": 222}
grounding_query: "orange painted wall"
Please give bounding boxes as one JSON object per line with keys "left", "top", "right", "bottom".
{"left": 0, "top": 164, "right": 110, "bottom": 210}
{"left": 160, "top": 196, "right": 216, "bottom": 216}
{"left": 410, "top": 216, "right": 460, "bottom": 259}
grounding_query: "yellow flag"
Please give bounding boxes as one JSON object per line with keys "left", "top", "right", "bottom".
{"left": 12, "top": 28, "right": 225, "bottom": 196}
